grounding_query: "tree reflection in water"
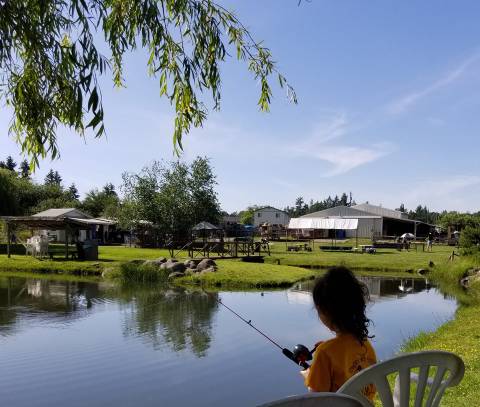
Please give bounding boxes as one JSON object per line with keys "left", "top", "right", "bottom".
{"left": 120, "top": 286, "right": 219, "bottom": 357}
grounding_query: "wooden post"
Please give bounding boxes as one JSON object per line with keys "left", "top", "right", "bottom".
{"left": 65, "top": 226, "right": 69, "bottom": 259}
{"left": 6, "top": 222, "right": 11, "bottom": 258}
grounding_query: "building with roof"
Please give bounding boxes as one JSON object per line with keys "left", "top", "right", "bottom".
{"left": 288, "top": 203, "right": 431, "bottom": 239}
{"left": 253, "top": 206, "right": 290, "bottom": 228}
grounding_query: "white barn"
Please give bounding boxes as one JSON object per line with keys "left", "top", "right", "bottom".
{"left": 289, "top": 204, "right": 429, "bottom": 238}
{"left": 253, "top": 206, "right": 290, "bottom": 228}
{"left": 296, "top": 206, "right": 382, "bottom": 238}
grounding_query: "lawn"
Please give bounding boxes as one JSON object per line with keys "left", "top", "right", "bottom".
{"left": 267, "top": 241, "right": 455, "bottom": 271}
{"left": 0, "top": 243, "right": 450, "bottom": 284}
{"left": 397, "top": 256, "right": 480, "bottom": 406}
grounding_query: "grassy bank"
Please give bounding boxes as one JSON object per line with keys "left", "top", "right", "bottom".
{"left": 177, "top": 260, "right": 319, "bottom": 288}
{"left": 0, "top": 244, "right": 456, "bottom": 286}
{"left": 399, "top": 256, "right": 480, "bottom": 406}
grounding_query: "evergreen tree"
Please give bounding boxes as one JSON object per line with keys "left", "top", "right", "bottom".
{"left": 5, "top": 156, "right": 16, "bottom": 171}
{"left": 19, "top": 160, "right": 30, "bottom": 178}
{"left": 68, "top": 183, "right": 80, "bottom": 200}
{"left": 44, "top": 169, "right": 62, "bottom": 186}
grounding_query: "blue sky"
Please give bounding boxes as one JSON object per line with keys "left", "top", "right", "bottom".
{"left": 2, "top": 0, "right": 480, "bottom": 213}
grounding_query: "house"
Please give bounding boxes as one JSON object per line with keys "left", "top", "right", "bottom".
{"left": 253, "top": 206, "right": 290, "bottom": 228}
{"left": 289, "top": 203, "right": 431, "bottom": 239}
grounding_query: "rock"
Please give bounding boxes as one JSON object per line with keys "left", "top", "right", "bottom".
{"left": 153, "top": 257, "right": 167, "bottom": 265}
{"left": 417, "top": 268, "right": 429, "bottom": 275}
{"left": 168, "top": 271, "right": 185, "bottom": 279}
{"left": 184, "top": 259, "right": 199, "bottom": 269}
{"left": 197, "top": 258, "right": 217, "bottom": 272}
{"left": 460, "top": 277, "right": 470, "bottom": 288}
{"left": 166, "top": 261, "right": 186, "bottom": 273}
{"left": 200, "top": 267, "right": 215, "bottom": 275}
{"left": 160, "top": 259, "right": 179, "bottom": 270}
{"left": 144, "top": 257, "right": 167, "bottom": 267}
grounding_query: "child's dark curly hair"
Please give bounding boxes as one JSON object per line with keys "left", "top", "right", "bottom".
{"left": 312, "top": 266, "right": 372, "bottom": 343}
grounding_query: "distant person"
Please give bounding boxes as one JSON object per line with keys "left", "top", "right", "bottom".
{"left": 11, "top": 233, "right": 17, "bottom": 244}
{"left": 427, "top": 232, "right": 434, "bottom": 252}
{"left": 300, "top": 267, "right": 377, "bottom": 400}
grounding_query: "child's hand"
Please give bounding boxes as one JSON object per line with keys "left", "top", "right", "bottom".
{"left": 299, "top": 368, "right": 309, "bottom": 379}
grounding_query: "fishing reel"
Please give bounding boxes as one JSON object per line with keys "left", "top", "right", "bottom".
{"left": 282, "top": 344, "right": 313, "bottom": 370}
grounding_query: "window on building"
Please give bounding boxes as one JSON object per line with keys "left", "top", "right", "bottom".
{"left": 258, "top": 213, "right": 261, "bottom": 218}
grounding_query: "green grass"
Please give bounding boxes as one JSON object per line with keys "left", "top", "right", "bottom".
{"left": 396, "top": 255, "right": 480, "bottom": 406}
{"left": 177, "top": 259, "right": 319, "bottom": 288}
{"left": 0, "top": 244, "right": 457, "bottom": 287}
{"left": 266, "top": 241, "right": 455, "bottom": 271}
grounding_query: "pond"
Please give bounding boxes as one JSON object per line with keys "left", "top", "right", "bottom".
{"left": 0, "top": 275, "right": 456, "bottom": 406}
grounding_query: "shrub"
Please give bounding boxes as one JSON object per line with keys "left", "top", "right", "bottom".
{"left": 459, "top": 226, "right": 480, "bottom": 254}
{"left": 119, "top": 262, "right": 169, "bottom": 283}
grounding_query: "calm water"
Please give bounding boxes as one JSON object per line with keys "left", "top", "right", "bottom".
{"left": 0, "top": 276, "right": 456, "bottom": 406}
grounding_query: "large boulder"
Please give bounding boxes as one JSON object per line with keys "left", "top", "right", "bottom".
{"left": 144, "top": 257, "right": 167, "bottom": 267}
{"left": 160, "top": 259, "right": 179, "bottom": 270}
{"left": 184, "top": 259, "right": 199, "bottom": 269}
{"left": 197, "top": 258, "right": 217, "bottom": 272}
{"left": 166, "top": 261, "right": 186, "bottom": 273}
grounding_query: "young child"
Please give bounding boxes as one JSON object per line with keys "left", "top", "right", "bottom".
{"left": 301, "top": 266, "right": 377, "bottom": 398}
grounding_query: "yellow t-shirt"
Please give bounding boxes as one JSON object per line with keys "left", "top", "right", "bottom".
{"left": 305, "top": 334, "right": 376, "bottom": 398}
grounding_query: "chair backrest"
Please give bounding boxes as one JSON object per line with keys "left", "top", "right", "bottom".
{"left": 258, "top": 392, "right": 363, "bottom": 407}
{"left": 338, "top": 351, "right": 464, "bottom": 407}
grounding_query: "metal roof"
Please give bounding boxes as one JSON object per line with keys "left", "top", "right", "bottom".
{"left": 33, "top": 208, "right": 92, "bottom": 219}
{"left": 1, "top": 216, "right": 114, "bottom": 229}
{"left": 192, "top": 221, "right": 221, "bottom": 231}
{"left": 300, "top": 206, "right": 381, "bottom": 219}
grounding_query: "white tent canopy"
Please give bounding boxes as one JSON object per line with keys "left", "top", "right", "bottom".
{"left": 288, "top": 218, "right": 358, "bottom": 230}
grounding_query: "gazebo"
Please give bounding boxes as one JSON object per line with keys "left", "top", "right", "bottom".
{"left": 1, "top": 208, "right": 115, "bottom": 259}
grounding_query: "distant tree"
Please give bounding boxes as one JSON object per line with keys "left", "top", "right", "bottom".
{"left": 5, "top": 156, "right": 16, "bottom": 171}
{"left": 68, "top": 183, "right": 80, "bottom": 200}
{"left": 238, "top": 206, "right": 261, "bottom": 225}
{"left": 103, "top": 182, "right": 117, "bottom": 197}
{"left": 119, "top": 158, "right": 220, "bottom": 241}
{"left": 82, "top": 188, "right": 119, "bottom": 218}
{"left": 44, "top": 169, "right": 62, "bottom": 186}
{"left": 0, "top": 161, "right": 5, "bottom": 169}
{"left": 459, "top": 225, "right": 480, "bottom": 254}
{"left": 396, "top": 203, "right": 406, "bottom": 213}
{"left": 19, "top": 159, "right": 30, "bottom": 178}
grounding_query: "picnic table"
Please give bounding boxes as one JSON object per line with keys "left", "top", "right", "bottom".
{"left": 48, "top": 246, "right": 78, "bottom": 260}
{"left": 287, "top": 243, "right": 312, "bottom": 252}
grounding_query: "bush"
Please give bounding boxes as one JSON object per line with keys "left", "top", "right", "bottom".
{"left": 460, "top": 226, "right": 480, "bottom": 254}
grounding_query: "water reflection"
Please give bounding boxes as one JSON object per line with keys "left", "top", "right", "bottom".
{"left": 0, "top": 276, "right": 219, "bottom": 357}
{"left": 0, "top": 277, "right": 111, "bottom": 336}
{"left": 119, "top": 287, "right": 218, "bottom": 356}
{"left": 291, "top": 276, "right": 435, "bottom": 300}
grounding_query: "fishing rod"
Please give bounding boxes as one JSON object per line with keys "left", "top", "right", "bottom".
{"left": 217, "top": 297, "right": 312, "bottom": 369}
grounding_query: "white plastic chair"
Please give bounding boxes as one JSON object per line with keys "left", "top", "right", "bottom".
{"left": 258, "top": 392, "right": 363, "bottom": 407}
{"left": 338, "top": 351, "right": 465, "bottom": 407}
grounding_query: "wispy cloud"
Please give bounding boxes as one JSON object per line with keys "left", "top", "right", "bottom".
{"left": 388, "top": 52, "right": 480, "bottom": 115}
{"left": 294, "top": 113, "right": 394, "bottom": 176}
